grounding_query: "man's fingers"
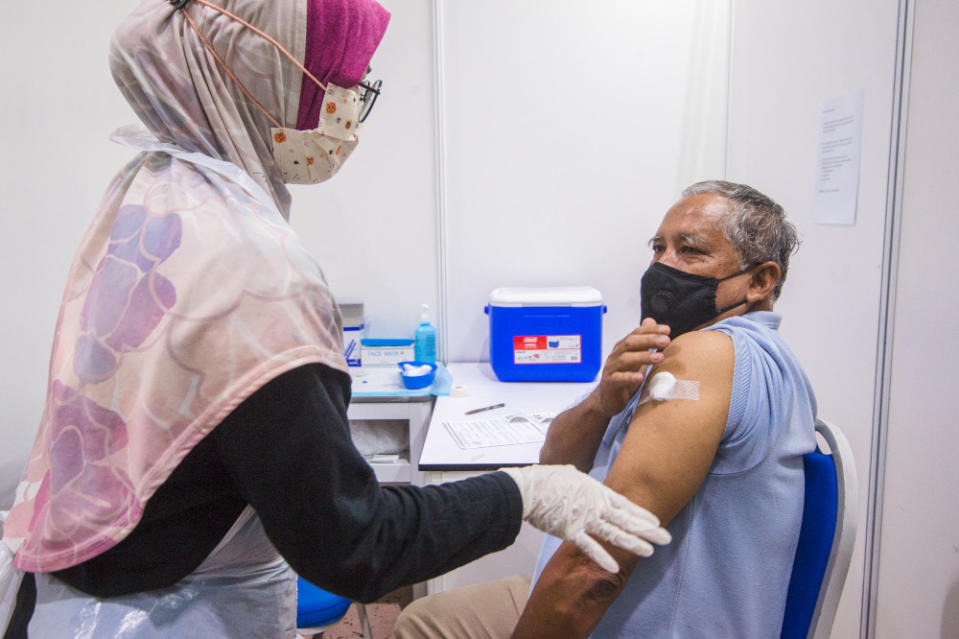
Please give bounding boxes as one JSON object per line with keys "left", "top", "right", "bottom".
{"left": 602, "top": 369, "right": 641, "bottom": 390}
{"left": 604, "top": 351, "right": 664, "bottom": 380}
{"left": 573, "top": 531, "right": 620, "bottom": 574}
{"left": 638, "top": 317, "right": 671, "bottom": 334}
{"left": 609, "top": 323, "right": 669, "bottom": 357}
{"left": 621, "top": 332, "right": 671, "bottom": 353}
{"left": 605, "top": 370, "right": 648, "bottom": 389}
{"left": 612, "top": 350, "right": 664, "bottom": 372}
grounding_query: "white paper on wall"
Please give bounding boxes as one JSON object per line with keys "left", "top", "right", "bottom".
{"left": 813, "top": 88, "right": 865, "bottom": 225}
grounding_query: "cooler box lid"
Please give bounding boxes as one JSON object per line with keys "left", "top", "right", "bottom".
{"left": 489, "top": 286, "right": 603, "bottom": 307}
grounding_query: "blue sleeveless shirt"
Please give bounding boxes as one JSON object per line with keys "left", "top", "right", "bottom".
{"left": 532, "top": 312, "right": 817, "bottom": 638}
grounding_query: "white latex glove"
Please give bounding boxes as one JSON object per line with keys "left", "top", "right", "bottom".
{"left": 501, "top": 464, "right": 671, "bottom": 574}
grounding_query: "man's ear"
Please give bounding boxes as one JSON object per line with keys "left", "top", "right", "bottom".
{"left": 746, "top": 261, "right": 781, "bottom": 303}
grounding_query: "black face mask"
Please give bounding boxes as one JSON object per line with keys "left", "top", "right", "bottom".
{"left": 640, "top": 262, "right": 750, "bottom": 338}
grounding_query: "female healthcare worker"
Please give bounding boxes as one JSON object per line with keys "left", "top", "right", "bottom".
{"left": 0, "top": 0, "right": 670, "bottom": 636}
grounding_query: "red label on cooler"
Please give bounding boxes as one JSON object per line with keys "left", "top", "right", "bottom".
{"left": 514, "top": 335, "right": 546, "bottom": 350}
{"left": 513, "top": 335, "right": 582, "bottom": 364}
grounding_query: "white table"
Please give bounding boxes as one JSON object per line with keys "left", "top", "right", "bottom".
{"left": 419, "top": 362, "right": 597, "bottom": 594}
{"left": 347, "top": 363, "right": 451, "bottom": 486}
{"left": 420, "top": 362, "right": 596, "bottom": 470}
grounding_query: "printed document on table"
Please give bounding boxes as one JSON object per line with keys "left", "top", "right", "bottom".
{"left": 444, "top": 412, "right": 555, "bottom": 449}
{"left": 813, "top": 88, "right": 864, "bottom": 225}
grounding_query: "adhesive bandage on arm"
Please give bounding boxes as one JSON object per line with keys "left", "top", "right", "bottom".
{"left": 639, "top": 371, "right": 700, "bottom": 405}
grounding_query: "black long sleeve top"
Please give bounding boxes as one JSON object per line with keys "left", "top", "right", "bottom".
{"left": 51, "top": 364, "right": 523, "bottom": 602}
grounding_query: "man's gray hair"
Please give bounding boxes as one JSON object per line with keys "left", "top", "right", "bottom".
{"left": 682, "top": 180, "right": 799, "bottom": 300}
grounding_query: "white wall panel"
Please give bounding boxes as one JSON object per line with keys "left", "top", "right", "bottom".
{"left": 0, "top": 3, "right": 137, "bottom": 477}
{"left": 290, "top": 0, "right": 439, "bottom": 341}
{"left": 875, "top": 2, "right": 959, "bottom": 637}
{"left": 439, "top": 0, "right": 729, "bottom": 363}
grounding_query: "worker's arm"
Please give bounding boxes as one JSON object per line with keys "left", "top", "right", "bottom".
{"left": 539, "top": 319, "right": 671, "bottom": 471}
{"left": 513, "top": 329, "right": 734, "bottom": 639}
{"left": 215, "top": 364, "right": 524, "bottom": 602}
{"left": 214, "top": 364, "right": 667, "bottom": 602}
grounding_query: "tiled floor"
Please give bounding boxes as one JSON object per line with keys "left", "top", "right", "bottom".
{"left": 315, "top": 602, "right": 402, "bottom": 639}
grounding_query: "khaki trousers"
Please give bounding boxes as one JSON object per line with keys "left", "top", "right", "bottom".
{"left": 393, "top": 575, "right": 531, "bottom": 639}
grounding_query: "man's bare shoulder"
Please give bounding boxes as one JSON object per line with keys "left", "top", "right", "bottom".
{"left": 651, "top": 328, "right": 734, "bottom": 381}
{"left": 604, "top": 327, "right": 736, "bottom": 524}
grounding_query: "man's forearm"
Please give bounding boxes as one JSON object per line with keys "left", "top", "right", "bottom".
{"left": 538, "top": 390, "right": 612, "bottom": 472}
{"left": 511, "top": 542, "right": 635, "bottom": 639}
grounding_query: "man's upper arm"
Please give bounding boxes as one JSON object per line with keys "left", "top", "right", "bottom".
{"left": 512, "top": 329, "right": 735, "bottom": 638}
{"left": 604, "top": 328, "right": 734, "bottom": 525}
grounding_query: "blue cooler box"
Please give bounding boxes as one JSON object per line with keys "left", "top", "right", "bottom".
{"left": 485, "top": 286, "right": 606, "bottom": 382}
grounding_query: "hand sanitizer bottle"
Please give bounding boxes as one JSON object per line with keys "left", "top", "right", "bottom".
{"left": 414, "top": 304, "right": 437, "bottom": 364}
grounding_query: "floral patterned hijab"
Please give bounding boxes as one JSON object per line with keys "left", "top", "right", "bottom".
{"left": 3, "top": 0, "right": 389, "bottom": 572}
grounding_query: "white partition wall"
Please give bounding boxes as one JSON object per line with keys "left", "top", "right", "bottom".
{"left": 0, "top": 3, "right": 138, "bottom": 478}
{"left": 438, "top": 0, "right": 730, "bottom": 363}
{"left": 724, "top": 1, "right": 901, "bottom": 636}
{"left": 875, "top": 2, "right": 959, "bottom": 637}
{"left": 289, "top": 0, "right": 440, "bottom": 340}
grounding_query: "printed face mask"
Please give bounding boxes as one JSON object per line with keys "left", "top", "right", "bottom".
{"left": 270, "top": 84, "right": 363, "bottom": 184}
{"left": 640, "top": 262, "right": 750, "bottom": 338}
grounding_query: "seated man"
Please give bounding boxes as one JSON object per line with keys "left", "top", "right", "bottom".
{"left": 394, "top": 180, "right": 817, "bottom": 639}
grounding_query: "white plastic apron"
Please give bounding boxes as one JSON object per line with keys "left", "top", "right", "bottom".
{"left": 0, "top": 511, "right": 21, "bottom": 635}
{"left": 28, "top": 506, "right": 297, "bottom": 638}
{"left": 110, "top": 124, "right": 285, "bottom": 217}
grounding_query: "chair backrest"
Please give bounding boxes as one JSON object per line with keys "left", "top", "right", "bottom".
{"left": 781, "top": 418, "right": 858, "bottom": 639}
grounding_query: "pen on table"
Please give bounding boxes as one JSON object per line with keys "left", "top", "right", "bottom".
{"left": 465, "top": 402, "right": 505, "bottom": 415}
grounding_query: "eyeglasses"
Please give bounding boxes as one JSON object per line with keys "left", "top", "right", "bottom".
{"left": 357, "top": 67, "right": 382, "bottom": 123}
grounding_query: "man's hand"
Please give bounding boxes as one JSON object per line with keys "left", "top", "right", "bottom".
{"left": 593, "top": 318, "right": 671, "bottom": 418}
{"left": 539, "top": 319, "right": 671, "bottom": 471}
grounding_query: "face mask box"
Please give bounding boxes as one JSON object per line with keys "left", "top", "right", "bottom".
{"left": 360, "top": 339, "right": 416, "bottom": 366}
{"left": 484, "top": 287, "right": 606, "bottom": 382}
{"left": 343, "top": 325, "right": 365, "bottom": 366}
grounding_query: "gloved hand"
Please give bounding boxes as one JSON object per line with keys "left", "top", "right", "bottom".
{"left": 501, "top": 464, "right": 671, "bottom": 573}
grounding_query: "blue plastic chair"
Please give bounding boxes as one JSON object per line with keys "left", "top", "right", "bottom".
{"left": 781, "top": 419, "right": 858, "bottom": 639}
{"left": 296, "top": 577, "right": 372, "bottom": 639}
